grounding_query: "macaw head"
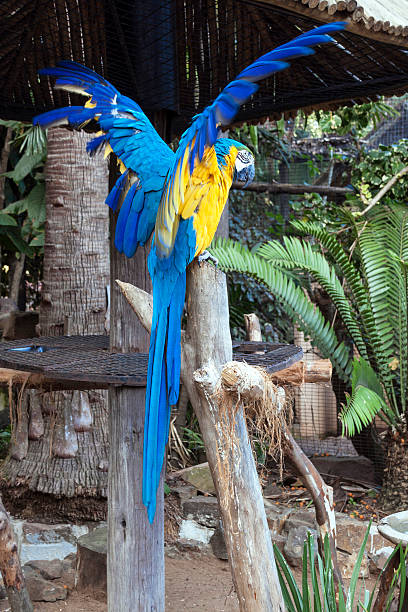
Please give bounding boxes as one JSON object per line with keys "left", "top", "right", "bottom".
{"left": 234, "top": 146, "right": 255, "bottom": 187}
{"left": 213, "top": 139, "right": 255, "bottom": 187}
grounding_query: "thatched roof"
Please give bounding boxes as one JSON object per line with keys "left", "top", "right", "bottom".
{"left": 260, "top": 0, "right": 408, "bottom": 47}
{"left": 2, "top": 0, "right": 408, "bottom": 136}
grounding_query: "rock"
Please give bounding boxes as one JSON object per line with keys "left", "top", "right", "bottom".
{"left": 62, "top": 552, "right": 77, "bottom": 571}
{"left": 25, "top": 559, "right": 63, "bottom": 580}
{"left": 210, "top": 522, "right": 228, "bottom": 560}
{"left": 264, "top": 501, "right": 292, "bottom": 534}
{"left": 182, "top": 496, "right": 220, "bottom": 528}
{"left": 339, "top": 550, "right": 370, "bottom": 579}
{"left": 283, "top": 525, "right": 317, "bottom": 567}
{"left": 368, "top": 546, "right": 395, "bottom": 575}
{"left": 179, "top": 519, "right": 214, "bottom": 544}
{"left": 177, "top": 463, "right": 215, "bottom": 494}
{"left": 77, "top": 526, "right": 107, "bottom": 595}
{"left": 310, "top": 455, "right": 375, "bottom": 484}
{"left": 284, "top": 510, "right": 315, "bottom": 533}
{"left": 170, "top": 483, "right": 198, "bottom": 503}
{"left": 271, "top": 533, "right": 286, "bottom": 553}
{"left": 176, "top": 539, "right": 203, "bottom": 554}
{"left": 25, "top": 573, "right": 67, "bottom": 602}
{"left": 61, "top": 567, "right": 76, "bottom": 590}
{"left": 335, "top": 515, "right": 389, "bottom": 556}
{"left": 18, "top": 521, "right": 89, "bottom": 564}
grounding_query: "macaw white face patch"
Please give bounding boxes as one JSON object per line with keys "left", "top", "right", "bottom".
{"left": 235, "top": 149, "right": 254, "bottom": 172}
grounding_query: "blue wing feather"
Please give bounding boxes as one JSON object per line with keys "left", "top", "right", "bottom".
{"left": 155, "top": 21, "right": 347, "bottom": 259}
{"left": 34, "top": 61, "right": 175, "bottom": 254}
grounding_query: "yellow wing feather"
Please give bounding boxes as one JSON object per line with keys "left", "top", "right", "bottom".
{"left": 155, "top": 144, "right": 238, "bottom": 258}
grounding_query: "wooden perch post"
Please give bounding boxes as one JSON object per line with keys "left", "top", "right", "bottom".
{"left": 117, "top": 268, "right": 284, "bottom": 611}
{"left": 0, "top": 497, "right": 32, "bottom": 611}
{"left": 117, "top": 271, "right": 341, "bottom": 606}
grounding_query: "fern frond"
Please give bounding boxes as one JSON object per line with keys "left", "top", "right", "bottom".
{"left": 292, "top": 219, "right": 394, "bottom": 396}
{"left": 256, "top": 237, "right": 368, "bottom": 360}
{"left": 210, "top": 238, "right": 352, "bottom": 380}
{"left": 339, "top": 357, "right": 396, "bottom": 435}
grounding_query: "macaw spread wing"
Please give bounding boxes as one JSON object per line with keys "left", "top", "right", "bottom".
{"left": 154, "top": 22, "right": 347, "bottom": 260}
{"left": 34, "top": 61, "right": 174, "bottom": 255}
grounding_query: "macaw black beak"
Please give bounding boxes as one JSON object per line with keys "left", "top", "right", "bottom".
{"left": 236, "top": 163, "right": 255, "bottom": 188}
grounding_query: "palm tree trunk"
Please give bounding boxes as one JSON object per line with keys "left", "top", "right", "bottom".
{"left": 1, "top": 128, "right": 110, "bottom": 521}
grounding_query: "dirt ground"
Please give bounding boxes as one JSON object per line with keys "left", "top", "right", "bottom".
{"left": 0, "top": 556, "right": 239, "bottom": 612}
{"left": 0, "top": 554, "right": 381, "bottom": 612}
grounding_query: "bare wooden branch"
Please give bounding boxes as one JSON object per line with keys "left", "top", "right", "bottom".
{"left": 232, "top": 180, "right": 353, "bottom": 197}
{"left": 115, "top": 280, "right": 153, "bottom": 333}
{"left": 219, "top": 359, "right": 343, "bottom": 592}
{"left": 244, "top": 313, "right": 262, "bottom": 341}
{"left": 0, "top": 498, "right": 33, "bottom": 611}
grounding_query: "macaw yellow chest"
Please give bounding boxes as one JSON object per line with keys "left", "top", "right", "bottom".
{"left": 186, "top": 148, "right": 237, "bottom": 256}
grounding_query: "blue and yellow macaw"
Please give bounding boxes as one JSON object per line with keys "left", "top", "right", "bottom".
{"left": 34, "top": 21, "right": 346, "bottom": 522}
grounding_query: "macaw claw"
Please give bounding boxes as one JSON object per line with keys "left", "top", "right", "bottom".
{"left": 197, "top": 250, "right": 219, "bottom": 267}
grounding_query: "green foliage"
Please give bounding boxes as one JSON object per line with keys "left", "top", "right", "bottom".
{"left": 346, "top": 140, "right": 408, "bottom": 211}
{"left": 274, "top": 527, "right": 407, "bottom": 612}
{"left": 299, "top": 100, "right": 398, "bottom": 140}
{"left": 0, "top": 120, "right": 47, "bottom": 261}
{"left": 211, "top": 200, "right": 408, "bottom": 434}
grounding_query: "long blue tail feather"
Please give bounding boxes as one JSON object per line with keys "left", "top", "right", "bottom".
{"left": 143, "top": 270, "right": 186, "bottom": 523}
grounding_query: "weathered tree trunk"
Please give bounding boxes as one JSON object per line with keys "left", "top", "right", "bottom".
{"left": 379, "top": 429, "right": 408, "bottom": 511}
{"left": 1, "top": 128, "right": 110, "bottom": 521}
{"left": 107, "top": 158, "right": 163, "bottom": 611}
{"left": 0, "top": 497, "right": 32, "bottom": 612}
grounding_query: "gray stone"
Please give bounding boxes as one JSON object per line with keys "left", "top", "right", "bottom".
{"left": 182, "top": 496, "right": 220, "bottom": 528}
{"left": 61, "top": 567, "right": 76, "bottom": 590}
{"left": 264, "top": 501, "right": 292, "bottom": 534}
{"left": 210, "top": 522, "right": 228, "bottom": 560}
{"left": 62, "top": 552, "right": 77, "bottom": 572}
{"left": 177, "top": 463, "right": 215, "bottom": 494}
{"left": 339, "top": 550, "right": 370, "bottom": 579}
{"left": 170, "top": 483, "right": 198, "bottom": 503}
{"left": 179, "top": 519, "right": 214, "bottom": 544}
{"left": 77, "top": 526, "right": 107, "bottom": 594}
{"left": 284, "top": 511, "right": 316, "bottom": 533}
{"left": 283, "top": 525, "right": 317, "bottom": 567}
{"left": 368, "top": 546, "right": 395, "bottom": 575}
{"left": 18, "top": 521, "right": 89, "bottom": 563}
{"left": 25, "top": 559, "right": 63, "bottom": 580}
{"left": 271, "top": 533, "right": 286, "bottom": 553}
{"left": 25, "top": 573, "right": 67, "bottom": 602}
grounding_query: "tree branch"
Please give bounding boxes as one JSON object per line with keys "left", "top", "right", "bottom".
{"left": 232, "top": 181, "right": 352, "bottom": 197}
{"left": 358, "top": 165, "right": 408, "bottom": 216}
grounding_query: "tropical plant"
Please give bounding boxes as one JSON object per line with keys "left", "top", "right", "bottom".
{"left": 274, "top": 526, "right": 407, "bottom": 612}
{"left": 0, "top": 120, "right": 46, "bottom": 302}
{"left": 210, "top": 202, "right": 408, "bottom": 440}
